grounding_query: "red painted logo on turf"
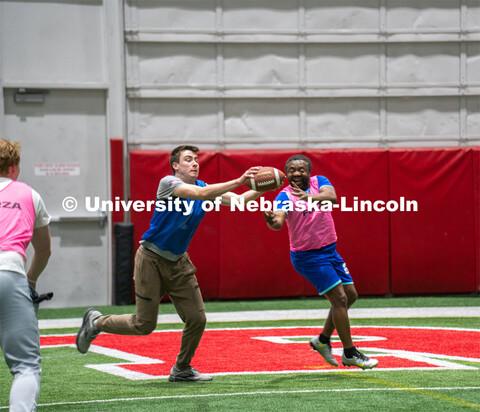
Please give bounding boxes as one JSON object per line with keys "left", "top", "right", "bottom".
{"left": 41, "top": 326, "right": 480, "bottom": 379}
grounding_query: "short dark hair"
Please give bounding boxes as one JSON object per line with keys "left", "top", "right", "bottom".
{"left": 285, "top": 154, "right": 312, "bottom": 173}
{"left": 0, "top": 139, "right": 21, "bottom": 176}
{"left": 169, "top": 145, "right": 200, "bottom": 173}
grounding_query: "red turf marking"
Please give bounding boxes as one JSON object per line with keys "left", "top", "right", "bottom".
{"left": 41, "top": 327, "right": 479, "bottom": 377}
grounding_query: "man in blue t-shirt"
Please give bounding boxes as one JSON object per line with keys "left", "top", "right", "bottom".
{"left": 76, "top": 145, "right": 263, "bottom": 382}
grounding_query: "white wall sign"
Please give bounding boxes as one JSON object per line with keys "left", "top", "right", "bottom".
{"left": 34, "top": 163, "right": 81, "bottom": 177}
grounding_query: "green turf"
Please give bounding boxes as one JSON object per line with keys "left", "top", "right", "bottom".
{"left": 31, "top": 371, "right": 479, "bottom": 411}
{"left": 1, "top": 352, "right": 479, "bottom": 411}
{"left": 1, "top": 297, "right": 479, "bottom": 411}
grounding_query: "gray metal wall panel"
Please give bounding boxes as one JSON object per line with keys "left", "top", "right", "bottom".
{"left": 2, "top": 0, "right": 106, "bottom": 86}
{"left": 125, "top": 0, "right": 480, "bottom": 149}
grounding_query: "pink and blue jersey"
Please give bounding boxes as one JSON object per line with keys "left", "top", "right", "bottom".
{"left": 275, "top": 175, "right": 353, "bottom": 295}
{"left": 275, "top": 176, "right": 337, "bottom": 252}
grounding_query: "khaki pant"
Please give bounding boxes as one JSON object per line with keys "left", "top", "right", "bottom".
{"left": 97, "top": 246, "right": 206, "bottom": 370}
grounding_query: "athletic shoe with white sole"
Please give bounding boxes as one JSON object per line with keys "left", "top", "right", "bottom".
{"left": 76, "top": 308, "right": 102, "bottom": 354}
{"left": 309, "top": 335, "right": 339, "bottom": 367}
{"left": 342, "top": 351, "right": 379, "bottom": 370}
{"left": 168, "top": 365, "right": 213, "bottom": 382}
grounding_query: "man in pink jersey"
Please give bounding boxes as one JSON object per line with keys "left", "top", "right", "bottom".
{"left": 0, "top": 139, "right": 51, "bottom": 411}
{"left": 264, "top": 154, "right": 378, "bottom": 370}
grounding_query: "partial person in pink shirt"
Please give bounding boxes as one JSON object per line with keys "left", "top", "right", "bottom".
{"left": 264, "top": 154, "right": 378, "bottom": 370}
{"left": 0, "top": 139, "right": 51, "bottom": 411}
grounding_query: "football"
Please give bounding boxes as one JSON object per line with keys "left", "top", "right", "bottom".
{"left": 245, "top": 166, "right": 286, "bottom": 191}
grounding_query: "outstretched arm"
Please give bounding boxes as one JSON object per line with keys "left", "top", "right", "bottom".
{"left": 173, "top": 167, "right": 260, "bottom": 200}
{"left": 219, "top": 189, "right": 265, "bottom": 206}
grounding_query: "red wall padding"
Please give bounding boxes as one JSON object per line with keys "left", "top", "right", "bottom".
{"left": 216, "top": 150, "right": 390, "bottom": 298}
{"left": 216, "top": 151, "right": 306, "bottom": 298}
{"left": 306, "top": 150, "right": 390, "bottom": 296}
{"left": 125, "top": 146, "right": 479, "bottom": 298}
{"left": 473, "top": 147, "right": 480, "bottom": 293}
{"left": 389, "top": 148, "right": 477, "bottom": 294}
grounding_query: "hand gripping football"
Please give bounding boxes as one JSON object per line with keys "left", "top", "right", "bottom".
{"left": 245, "top": 166, "right": 286, "bottom": 191}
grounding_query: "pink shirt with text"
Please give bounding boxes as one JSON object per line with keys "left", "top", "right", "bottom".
{"left": 0, "top": 181, "right": 36, "bottom": 259}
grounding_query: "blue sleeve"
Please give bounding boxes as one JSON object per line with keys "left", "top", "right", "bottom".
{"left": 274, "top": 191, "right": 291, "bottom": 213}
{"left": 317, "top": 175, "right": 333, "bottom": 189}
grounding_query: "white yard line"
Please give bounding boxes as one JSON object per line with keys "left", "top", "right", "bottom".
{"left": 1, "top": 386, "right": 478, "bottom": 409}
{"left": 39, "top": 306, "right": 480, "bottom": 330}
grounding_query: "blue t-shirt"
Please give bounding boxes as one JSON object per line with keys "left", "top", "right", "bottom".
{"left": 142, "top": 178, "right": 206, "bottom": 255}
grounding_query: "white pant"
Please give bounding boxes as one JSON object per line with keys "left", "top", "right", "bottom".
{"left": 0, "top": 270, "right": 41, "bottom": 412}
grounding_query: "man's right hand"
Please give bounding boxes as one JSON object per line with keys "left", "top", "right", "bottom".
{"left": 238, "top": 166, "right": 261, "bottom": 185}
{"left": 263, "top": 209, "right": 287, "bottom": 231}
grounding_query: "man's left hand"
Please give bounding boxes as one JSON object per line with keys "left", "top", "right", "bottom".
{"left": 290, "top": 182, "right": 309, "bottom": 201}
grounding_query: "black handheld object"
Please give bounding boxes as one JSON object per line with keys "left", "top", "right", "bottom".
{"left": 29, "top": 286, "right": 54, "bottom": 304}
